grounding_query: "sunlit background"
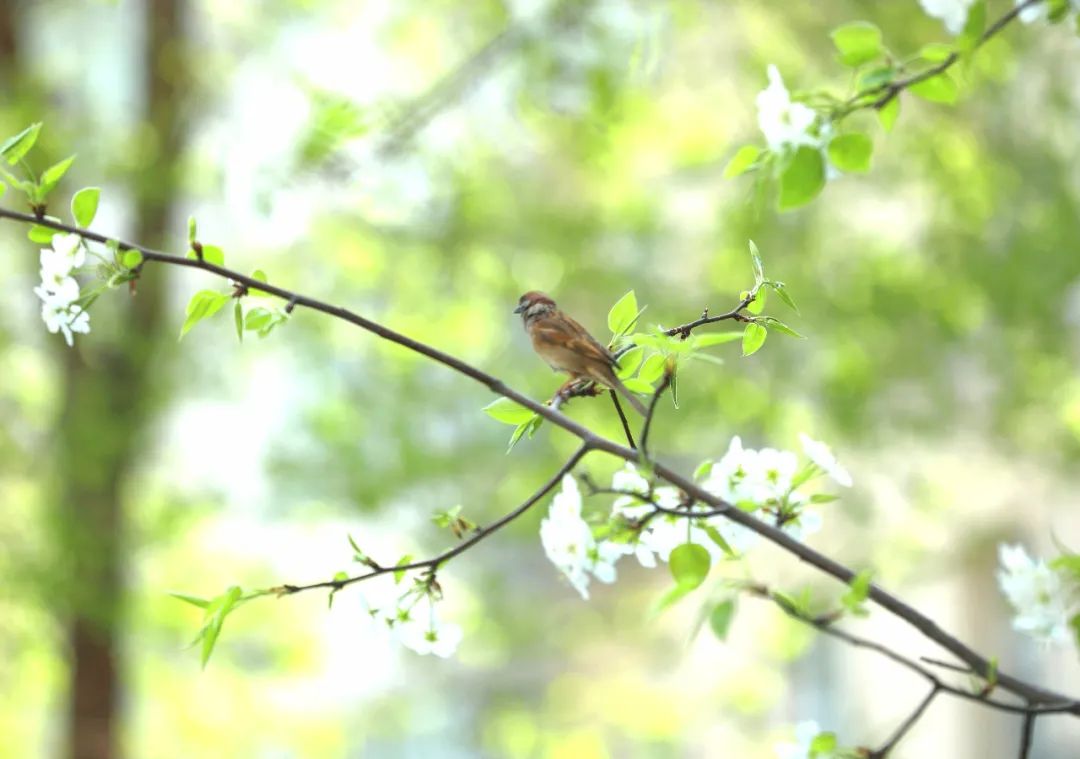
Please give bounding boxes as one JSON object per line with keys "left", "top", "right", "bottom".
{"left": 1, "top": 0, "right": 1078, "bottom": 757}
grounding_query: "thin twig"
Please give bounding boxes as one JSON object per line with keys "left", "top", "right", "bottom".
{"left": 639, "top": 367, "right": 673, "bottom": 459}
{"left": 608, "top": 390, "right": 636, "bottom": 449}
{"left": 278, "top": 443, "right": 591, "bottom": 594}
{"left": 1018, "top": 712, "right": 1036, "bottom": 759}
{"left": 869, "top": 686, "right": 940, "bottom": 759}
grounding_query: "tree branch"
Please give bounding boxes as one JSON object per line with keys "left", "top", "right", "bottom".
{"left": 608, "top": 390, "right": 636, "bottom": 449}
{"left": 1018, "top": 712, "right": 1036, "bottom": 759}
{"left": 4, "top": 205, "right": 1078, "bottom": 714}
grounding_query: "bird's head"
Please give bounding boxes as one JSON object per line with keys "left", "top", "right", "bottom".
{"left": 514, "top": 291, "right": 556, "bottom": 319}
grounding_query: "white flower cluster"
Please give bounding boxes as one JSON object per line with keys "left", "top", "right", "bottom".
{"left": 918, "top": 0, "right": 976, "bottom": 35}
{"left": 756, "top": 65, "right": 824, "bottom": 154}
{"left": 541, "top": 435, "right": 852, "bottom": 598}
{"left": 360, "top": 578, "right": 463, "bottom": 658}
{"left": 997, "top": 544, "right": 1080, "bottom": 646}
{"left": 33, "top": 233, "right": 90, "bottom": 346}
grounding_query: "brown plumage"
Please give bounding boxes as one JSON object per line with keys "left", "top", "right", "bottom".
{"left": 514, "top": 291, "right": 647, "bottom": 416}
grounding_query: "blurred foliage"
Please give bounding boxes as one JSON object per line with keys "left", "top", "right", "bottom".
{"left": 1, "top": 0, "right": 1079, "bottom": 757}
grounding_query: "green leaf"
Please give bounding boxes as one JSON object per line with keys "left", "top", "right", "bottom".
{"left": 483, "top": 397, "right": 537, "bottom": 425}
{"left": 244, "top": 308, "right": 274, "bottom": 332}
{"left": 957, "top": 1, "right": 986, "bottom": 53}
{"left": 38, "top": 155, "right": 75, "bottom": 198}
{"left": 27, "top": 224, "right": 56, "bottom": 244}
{"left": 742, "top": 323, "right": 767, "bottom": 356}
{"left": 760, "top": 316, "right": 804, "bottom": 339}
{"left": 701, "top": 524, "right": 736, "bottom": 558}
{"left": 693, "top": 459, "right": 713, "bottom": 480}
{"left": 748, "top": 239, "right": 765, "bottom": 284}
{"left": 909, "top": 73, "right": 958, "bottom": 104}
{"left": 607, "top": 290, "right": 639, "bottom": 337}
{"left": 1070, "top": 613, "right": 1080, "bottom": 649}
{"left": 840, "top": 569, "right": 874, "bottom": 617}
{"left": 809, "top": 732, "right": 838, "bottom": 757}
{"left": 200, "top": 585, "right": 243, "bottom": 668}
{"left": 768, "top": 281, "right": 799, "bottom": 313}
{"left": 615, "top": 346, "right": 644, "bottom": 379}
{"left": 638, "top": 353, "right": 667, "bottom": 383}
{"left": 622, "top": 377, "right": 655, "bottom": 395}
{"left": 723, "top": 145, "right": 761, "bottom": 179}
{"left": 919, "top": 43, "right": 954, "bottom": 63}
{"left": 669, "top": 543, "right": 711, "bottom": 590}
{"left": 71, "top": 187, "right": 100, "bottom": 227}
{"left": 233, "top": 301, "right": 244, "bottom": 342}
{"left": 169, "top": 592, "right": 211, "bottom": 609}
{"left": 507, "top": 414, "right": 542, "bottom": 453}
{"left": 777, "top": 146, "right": 825, "bottom": 210}
{"left": 0, "top": 123, "right": 41, "bottom": 165}
{"left": 201, "top": 244, "right": 225, "bottom": 266}
{"left": 122, "top": 249, "right": 143, "bottom": 269}
{"left": 827, "top": 133, "right": 873, "bottom": 173}
{"left": 0, "top": 181, "right": 5, "bottom": 199}
{"left": 692, "top": 332, "right": 742, "bottom": 348}
{"left": 878, "top": 97, "right": 900, "bottom": 132}
{"left": 393, "top": 555, "right": 413, "bottom": 584}
{"left": 650, "top": 583, "right": 694, "bottom": 616}
{"left": 709, "top": 599, "right": 736, "bottom": 640}
{"left": 746, "top": 286, "right": 766, "bottom": 315}
{"left": 830, "top": 21, "right": 882, "bottom": 67}
{"left": 179, "top": 290, "right": 230, "bottom": 339}
{"left": 809, "top": 493, "right": 839, "bottom": 504}
{"left": 857, "top": 66, "right": 895, "bottom": 90}
{"left": 188, "top": 215, "right": 197, "bottom": 243}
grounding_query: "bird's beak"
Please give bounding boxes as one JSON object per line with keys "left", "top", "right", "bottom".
{"left": 513, "top": 304, "right": 526, "bottom": 314}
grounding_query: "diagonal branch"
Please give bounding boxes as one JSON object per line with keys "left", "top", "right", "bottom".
{"left": 3, "top": 205, "right": 1078, "bottom": 714}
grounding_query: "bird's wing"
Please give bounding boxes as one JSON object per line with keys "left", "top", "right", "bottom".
{"left": 531, "top": 313, "right": 616, "bottom": 367}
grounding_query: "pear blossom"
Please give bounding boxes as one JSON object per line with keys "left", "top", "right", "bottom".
{"left": 799, "top": 433, "right": 853, "bottom": 487}
{"left": 541, "top": 475, "right": 625, "bottom": 599}
{"left": 33, "top": 233, "right": 91, "bottom": 346}
{"left": 997, "top": 544, "right": 1078, "bottom": 645}
{"left": 918, "top": 0, "right": 976, "bottom": 35}
{"left": 395, "top": 604, "right": 464, "bottom": 658}
{"left": 756, "top": 65, "right": 820, "bottom": 152}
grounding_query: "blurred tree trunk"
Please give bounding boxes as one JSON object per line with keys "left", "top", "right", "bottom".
{"left": 58, "top": 1, "right": 190, "bottom": 758}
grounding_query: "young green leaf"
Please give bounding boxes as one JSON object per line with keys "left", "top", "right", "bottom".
{"left": 201, "top": 244, "right": 225, "bottom": 266}
{"left": 830, "top": 21, "right": 882, "bottom": 67}
{"left": 909, "top": 73, "right": 958, "bottom": 104}
{"left": 393, "top": 555, "right": 413, "bottom": 584}
{"left": 957, "top": 1, "right": 986, "bottom": 52}
{"left": 122, "top": 249, "right": 143, "bottom": 269}
{"left": 638, "top": 353, "right": 667, "bottom": 383}
{"left": 169, "top": 592, "right": 211, "bottom": 609}
{"left": 768, "top": 281, "right": 799, "bottom": 313}
{"left": 622, "top": 377, "right": 655, "bottom": 395}
{"left": 840, "top": 569, "right": 874, "bottom": 617}
{"left": 748, "top": 239, "right": 765, "bottom": 285}
{"left": 0, "top": 122, "right": 41, "bottom": 165}
{"left": 857, "top": 66, "right": 895, "bottom": 90}
{"left": 691, "top": 332, "right": 742, "bottom": 348}
{"left": 760, "top": 316, "right": 804, "bottom": 339}
{"left": 709, "top": 599, "right": 737, "bottom": 640}
{"left": 615, "top": 346, "right": 644, "bottom": 379}
{"left": 878, "top": 96, "right": 900, "bottom": 132}
{"left": 778, "top": 146, "right": 825, "bottom": 210}
{"left": 233, "top": 301, "right": 244, "bottom": 342}
{"left": 187, "top": 215, "right": 197, "bottom": 243}
{"left": 701, "top": 524, "right": 736, "bottom": 558}
{"left": 179, "top": 290, "right": 230, "bottom": 339}
{"left": 607, "top": 290, "right": 639, "bottom": 337}
{"left": 669, "top": 543, "right": 711, "bottom": 590}
{"left": 37, "top": 155, "right": 75, "bottom": 199}
{"left": 723, "top": 145, "right": 762, "bottom": 179}
{"left": 742, "top": 323, "right": 767, "bottom": 356}
{"left": 483, "top": 397, "right": 537, "bottom": 426}
{"left": 27, "top": 225, "right": 56, "bottom": 244}
{"left": 746, "top": 286, "right": 766, "bottom": 315}
{"left": 827, "top": 133, "right": 873, "bottom": 173}
{"left": 200, "top": 585, "right": 243, "bottom": 669}
{"left": 918, "top": 43, "right": 954, "bottom": 62}
{"left": 71, "top": 187, "right": 101, "bottom": 227}
{"left": 507, "top": 414, "right": 542, "bottom": 453}
{"left": 809, "top": 732, "right": 838, "bottom": 756}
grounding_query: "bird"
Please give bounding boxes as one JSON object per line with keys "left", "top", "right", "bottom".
{"left": 514, "top": 290, "right": 647, "bottom": 416}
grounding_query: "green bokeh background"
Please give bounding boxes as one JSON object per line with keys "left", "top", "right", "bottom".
{"left": 1, "top": 1, "right": 1078, "bottom": 757}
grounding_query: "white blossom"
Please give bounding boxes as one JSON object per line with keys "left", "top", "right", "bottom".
{"left": 756, "top": 65, "right": 820, "bottom": 152}
{"left": 542, "top": 475, "right": 626, "bottom": 599}
{"left": 33, "top": 233, "right": 90, "bottom": 346}
{"left": 395, "top": 602, "right": 463, "bottom": 658}
{"left": 799, "top": 433, "right": 853, "bottom": 487}
{"left": 997, "top": 544, "right": 1078, "bottom": 645}
{"left": 918, "top": 0, "right": 975, "bottom": 35}
{"left": 704, "top": 436, "right": 795, "bottom": 507}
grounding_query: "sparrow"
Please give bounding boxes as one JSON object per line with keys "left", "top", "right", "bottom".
{"left": 515, "top": 291, "right": 647, "bottom": 416}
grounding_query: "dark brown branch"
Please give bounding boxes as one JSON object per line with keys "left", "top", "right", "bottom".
{"left": 662, "top": 292, "right": 755, "bottom": 339}
{"left": 869, "top": 686, "right": 939, "bottom": 759}
{"left": 3, "top": 206, "right": 1078, "bottom": 714}
{"left": 639, "top": 366, "right": 673, "bottom": 458}
{"left": 277, "top": 443, "right": 591, "bottom": 594}
{"left": 608, "top": 390, "right": 636, "bottom": 449}
{"left": 1018, "top": 712, "right": 1036, "bottom": 759}
{"left": 847, "top": 0, "right": 1043, "bottom": 113}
